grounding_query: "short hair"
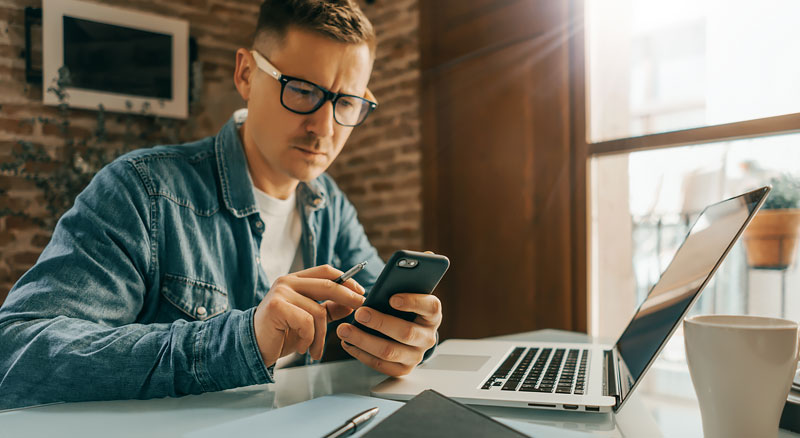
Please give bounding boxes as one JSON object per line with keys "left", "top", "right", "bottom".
{"left": 253, "top": 0, "right": 376, "bottom": 56}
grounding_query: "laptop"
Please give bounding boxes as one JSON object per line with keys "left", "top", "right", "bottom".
{"left": 372, "top": 186, "right": 771, "bottom": 413}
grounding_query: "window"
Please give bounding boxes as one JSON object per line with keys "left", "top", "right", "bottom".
{"left": 585, "top": 0, "right": 800, "bottom": 401}
{"left": 588, "top": 0, "right": 800, "bottom": 143}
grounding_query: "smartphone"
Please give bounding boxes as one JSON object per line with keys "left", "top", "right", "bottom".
{"left": 353, "top": 250, "right": 450, "bottom": 339}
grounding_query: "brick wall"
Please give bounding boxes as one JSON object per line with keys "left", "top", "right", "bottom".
{"left": 328, "top": 0, "right": 422, "bottom": 258}
{"left": 0, "top": 0, "right": 422, "bottom": 300}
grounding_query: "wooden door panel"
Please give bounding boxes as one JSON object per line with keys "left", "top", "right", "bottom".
{"left": 421, "top": 0, "right": 584, "bottom": 339}
{"left": 422, "top": 0, "right": 561, "bottom": 69}
{"left": 425, "top": 32, "right": 572, "bottom": 338}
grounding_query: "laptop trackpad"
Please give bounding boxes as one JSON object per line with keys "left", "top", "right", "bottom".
{"left": 419, "top": 354, "right": 491, "bottom": 371}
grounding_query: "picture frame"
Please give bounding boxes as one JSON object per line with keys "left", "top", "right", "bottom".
{"left": 42, "top": 0, "right": 189, "bottom": 119}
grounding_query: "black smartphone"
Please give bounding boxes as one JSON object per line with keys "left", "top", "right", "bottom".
{"left": 353, "top": 250, "right": 450, "bottom": 339}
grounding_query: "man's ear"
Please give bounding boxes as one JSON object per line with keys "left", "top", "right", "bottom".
{"left": 233, "top": 48, "right": 254, "bottom": 101}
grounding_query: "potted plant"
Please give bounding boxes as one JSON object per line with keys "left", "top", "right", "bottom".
{"left": 742, "top": 173, "right": 800, "bottom": 269}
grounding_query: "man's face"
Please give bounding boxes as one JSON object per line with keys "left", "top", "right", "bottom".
{"left": 237, "top": 28, "right": 373, "bottom": 184}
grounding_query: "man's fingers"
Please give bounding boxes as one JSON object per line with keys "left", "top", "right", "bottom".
{"left": 259, "top": 299, "right": 315, "bottom": 363}
{"left": 344, "top": 277, "right": 366, "bottom": 295}
{"left": 289, "top": 264, "right": 366, "bottom": 295}
{"left": 324, "top": 301, "right": 355, "bottom": 322}
{"left": 337, "top": 323, "right": 420, "bottom": 365}
{"left": 281, "top": 276, "right": 366, "bottom": 308}
{"left": 280, "top": 302, "right": 315, "bottom": 355}
{"left": 389, "top": 293, "right": 442, "bottom": 323}
{"left": 291, "top": 264, "right": 343, "bottom": 279}
{"left": 340, "top": 340, "right": 414, "bottom": 377}
{"left": 274, "top": 286, "right": 328, "bottom": 360}
{"left": 353, "top": 307, "right": 436, "bottom": 349}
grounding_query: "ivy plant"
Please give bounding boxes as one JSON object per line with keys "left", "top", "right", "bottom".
{"left": 0, "top": 66, "right": 184, "bottom": 229}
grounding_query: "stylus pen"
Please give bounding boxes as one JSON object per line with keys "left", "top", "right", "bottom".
{"left": 334, "top": 261, "right": 368, "bottom": 284}
{"left": 322, "top": 406, "right": 380, "bottom": 438}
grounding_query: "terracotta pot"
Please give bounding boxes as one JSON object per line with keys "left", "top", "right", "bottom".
{"left": 742, "top": 209, "right": 800, "bottom": 269}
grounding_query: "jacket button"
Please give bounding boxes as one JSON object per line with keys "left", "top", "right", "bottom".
{"left": 196, "top": 306, "right": 207, "bottom": 317}
{"left": 255, "top": 220, "right": 264, "bottom": 229}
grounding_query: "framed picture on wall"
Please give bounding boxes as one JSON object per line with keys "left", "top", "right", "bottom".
{"left": 42, "top": 0, "right": 189, "bottom": 119}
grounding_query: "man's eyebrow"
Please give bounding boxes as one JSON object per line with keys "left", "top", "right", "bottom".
{"left": 337, "top": 88, "right": 364, "bottom": 97}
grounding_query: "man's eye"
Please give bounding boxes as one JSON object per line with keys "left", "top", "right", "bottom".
{"left": 289, "top": 86, "right": 313, "bottom": 96}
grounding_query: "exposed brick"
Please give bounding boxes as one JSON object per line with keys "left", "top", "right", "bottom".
{"left": 371, "top": 181, "right": 394, "bottom": 192}
{"left": 0, "top": 195, "right": 28, "bottom": 212}
{"left": 31, "top": 232, "right": 51, "bottom": 247}
{"left": 5, "top": 215, "right": 36, "bottom": 231}
{"left": 0, "top": 175, "right": 37, "bottom": 191}
{"left": 0, "top": 117, "right": 33, "bottom": 135}
{"left": 11, "top": 251, "right": 39, "bottom": 265}
{"left": 0, "top": 230, "right": 13, "bottom": 245}
{"left": 41, "top": 123, "right": 92, "bottom": 139}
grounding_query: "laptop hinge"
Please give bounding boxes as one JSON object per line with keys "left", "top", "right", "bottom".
{"left": 603, "top": 349, "right": 620, "bottom": 405}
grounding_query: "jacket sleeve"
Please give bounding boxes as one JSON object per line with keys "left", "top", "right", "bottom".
{"left": 331, "top": 186, "right": 385, "bottom": 291}
{"left": 0, "top": 159, "right": 270, "bottom": 410}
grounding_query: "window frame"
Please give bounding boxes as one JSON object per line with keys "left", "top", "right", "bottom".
{"left": 572, "top": 0, "right": 800, "bottom": 333}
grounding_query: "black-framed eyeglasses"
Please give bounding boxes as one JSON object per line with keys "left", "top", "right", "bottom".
{"left": 250, "top": 50, "right": 377, "bottom": 127}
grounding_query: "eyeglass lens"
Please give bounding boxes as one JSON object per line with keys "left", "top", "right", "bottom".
{"left": 282, "top": 79, "right": 371, "bottom": 126}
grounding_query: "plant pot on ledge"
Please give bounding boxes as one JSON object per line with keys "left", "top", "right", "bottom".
{"left": 743, "top": 209, "right": 800, "bottom": 269}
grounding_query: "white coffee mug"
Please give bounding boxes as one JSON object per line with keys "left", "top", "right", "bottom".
{"left": 684, "top": 315, "right": 799, "bottom": 438}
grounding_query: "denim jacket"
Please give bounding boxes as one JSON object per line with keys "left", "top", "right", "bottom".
{"left": 0, "top": 112, "right": 387, "bottom": 409}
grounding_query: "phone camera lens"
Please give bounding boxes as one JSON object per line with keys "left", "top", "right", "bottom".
{"left": 398, "top": 259, "right": 408, "bottom": 267}
{"left": 408, "top": 260, "right": 418, "bottom": 266}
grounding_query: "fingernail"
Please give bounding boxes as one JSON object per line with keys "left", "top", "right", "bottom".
{"left": 391, "top": 296, "right": 404, "bottom": 308}
{"left": 338, "top": 325, "right": 351, "bottom": 338}
{"left": 357, "top": 283, "right": 365, "bottom": 293}
{"left": 356, "top": 308, "right": 371, "bottom": 323}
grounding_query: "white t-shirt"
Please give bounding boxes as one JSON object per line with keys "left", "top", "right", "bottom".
{"left": 252, "top": 185, "right": 304, "bottom": 286}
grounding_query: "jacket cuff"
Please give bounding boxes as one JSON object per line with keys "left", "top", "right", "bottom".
{"left": 194, "top": 308, "right": 274, "bottom": 392}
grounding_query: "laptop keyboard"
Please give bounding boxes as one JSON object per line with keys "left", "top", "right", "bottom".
{"left": 480, "top": 347, "right": 589, "bottom": 395}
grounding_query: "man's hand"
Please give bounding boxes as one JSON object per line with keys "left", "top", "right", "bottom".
{"left": 336, "top": 293, "right": 442, "bottom": 376}
{"left": 253, "top": 265, "right": 366, "bottom": 367}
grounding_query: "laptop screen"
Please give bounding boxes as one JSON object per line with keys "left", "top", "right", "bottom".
{"left": 613, "top": 186, "right": 769, "bottom": 405}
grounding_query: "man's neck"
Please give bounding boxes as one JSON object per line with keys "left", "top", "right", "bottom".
{"left": 239, "top": 122, "right": 299, "bottom": 200}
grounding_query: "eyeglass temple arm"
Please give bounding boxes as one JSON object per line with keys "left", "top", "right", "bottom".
{"left": 365, "top": 88, "right": 377, "bottom": 105}
{"left": 250, "top": 50, "right": 281, "bottom": 81}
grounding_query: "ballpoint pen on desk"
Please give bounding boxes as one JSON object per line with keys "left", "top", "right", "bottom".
{"left": 322, "top": 406, "right": 380, "bottom": 438}
{"left": 334, "top": 261, "right": 368, "bottom": 285}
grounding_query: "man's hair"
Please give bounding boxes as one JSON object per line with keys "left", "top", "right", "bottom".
{"left": 253, "top": 0, "right": 376, "bottom": 56}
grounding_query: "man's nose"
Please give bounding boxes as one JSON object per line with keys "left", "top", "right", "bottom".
{"left": 305, "top": 101, "right": 335, "bottom": 138}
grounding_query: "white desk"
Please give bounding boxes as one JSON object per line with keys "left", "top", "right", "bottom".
{"left": 2, "top": 329, "right": 797, "bottom": 437}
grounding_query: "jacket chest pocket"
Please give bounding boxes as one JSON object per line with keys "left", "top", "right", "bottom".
{"left": 160, "top": 274, "right": 229, "bottom": 321}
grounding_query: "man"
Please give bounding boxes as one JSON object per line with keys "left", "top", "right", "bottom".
{"left": 0, "top": 0, "right": 441, "bottom": 409}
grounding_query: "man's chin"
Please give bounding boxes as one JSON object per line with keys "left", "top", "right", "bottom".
{"left": 288, "top": 166, "right": 326, "bottom": 183}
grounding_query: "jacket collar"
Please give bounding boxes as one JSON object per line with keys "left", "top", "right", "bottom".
{"left": 215, "top": 110, "right": 328, "bottom": 218}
